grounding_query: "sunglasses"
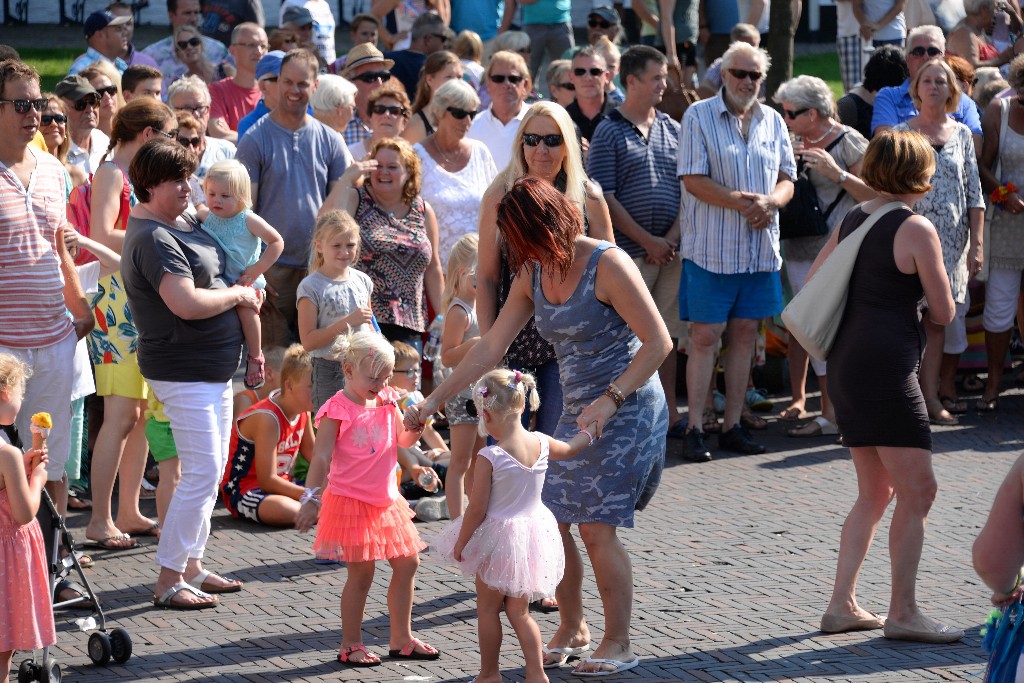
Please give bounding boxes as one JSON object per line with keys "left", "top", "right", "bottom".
{"left": 522, "top": 133, "right": 564, "bottom": 147}
{"left": 0, "top": 97, "right": 47, "bottom": 113}
{"left": 94, "top": 85, "right": 118, "bottom": 98}
{"left": 784, "top": 107, "right": 810, "bottom": 119}
{"left": 489, "top": 73, "right": 524, "bottom": 85}
{"left": 908, "top": 45, "right": 943, "bottom": 57}
{"left": 153, "top": 127, "right": 178, "bottom": 139}
{"left": 174, "top": 104, "right": 210, "bottom": 116}
{"left": 177, "top": 135, "right": 202, "bottom": 148}
{"left": 446, "top": 106, "right": 477, "bottom": 120}
{"left": 430, "top": 33, "right": 447, "bottom": 41}
{"left": 41, "top": 113, "right": 67, "bottom": 125}
{"left": 554, "top": 81, "right": 575, "bottom": 91}
{"left": 176, "top": 37, "right": 202, "bottom": 50}
{"left": 370, "top": 103, "right": 407, "bottom": 117}
{"left": 74, "top": 95, "right": 101, "bottom": 110}
{"left": 352, "top": 71, "right": 392, "bottom": 84}
{"left": 727, "top": 68, "right": 763, "bottom": 81}
{"left": 574, "top": 67, "right": 606, "bottom": 77}
{"left": 261, "top": 76, "right": 278, "bottom": 83}
{"left": 588, "top": 19, "right": 613, "bottom": 29}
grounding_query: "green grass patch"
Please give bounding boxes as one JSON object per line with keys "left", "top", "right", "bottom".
{"left": 793, "top": 52, "right": 844, "bottom": 100}
{"left": 19, "top": 48, "right": 77, "bottom": 93}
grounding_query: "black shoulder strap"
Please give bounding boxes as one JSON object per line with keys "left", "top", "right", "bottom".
{"left": 821, "top": 131, "right": 850, "bottom": 220}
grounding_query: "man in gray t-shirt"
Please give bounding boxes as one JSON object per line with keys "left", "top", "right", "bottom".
{"left": 236, "top": 48, "right": 351, "bottom": 347}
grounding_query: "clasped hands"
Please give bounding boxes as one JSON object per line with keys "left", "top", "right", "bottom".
{"left": 738, "top": 192, "right": 776, "bottom": 230}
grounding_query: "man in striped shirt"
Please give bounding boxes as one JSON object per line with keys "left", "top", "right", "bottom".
{"left": 0, "top": 60, "right": 94, "bottom": 516}
{"left": 677, "top": 42, "right": 796, "bottom": 461}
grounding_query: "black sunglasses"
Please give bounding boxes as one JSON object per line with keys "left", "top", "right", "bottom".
{"left": 95, "top": 85, "right": 118, "bottom": 98}
{"left": 74, "top": 95, "right": 101, "bottom": 110}
{"left": 446, "top": 106, "right": 477, "bottom": 120}
{"left": 784, "top": 107, "right": 810, "bottom": 119}
{"left": 177, "top": 135, "right": 202, "bottom": 148}
{"left": 574, "top": 67, "right": 606, "bottom": 77}
{"left": 261, "top": 76, "right": 278, "bottom": 83}
{"left": 0, "top": 97, "right": 47, "bottom": 113}
{"left": 588, "top": 19, "right": 612, "bottom": 29}
{"left": 727, "top": 68, "right": 763, "bottom": 81}
{"left": 353, "top": 71, "right": 392, "bottom": 84}
{"left": 522, "top": 133, "right": 564, "bottom": 147}
{"left": 41, "top": 113, "right": 67, "bottom": 125}
{"left": 176, "top": 37, "right": 202, "bottom": 50}
{"left": 370, "top": 103, "right": 408, "bottom": 117}
{"left": 554, "top": 81, "right": 575, "bottom": 91}
{"left": 489, "top": 73, "right": 524, "bottom": 85}
{"left": 908, "top": 45, "right": 943, "bottom": 57}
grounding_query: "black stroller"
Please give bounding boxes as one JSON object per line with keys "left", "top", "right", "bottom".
{"left": 7, "top": 421, "right": 133, "bottom": 682}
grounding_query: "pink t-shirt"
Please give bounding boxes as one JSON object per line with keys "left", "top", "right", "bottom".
{"left": 209, "top": 78, "right": 261, "bottom": 132}
{"left": 315, "top": 385, "right": 402, "bottom": 507}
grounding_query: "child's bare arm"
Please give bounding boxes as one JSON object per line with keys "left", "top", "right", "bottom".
{"left": 243, "top": 412, "right": 305, "bottom": 500}
{"left": 238, "top": 213, "right": 284, "bottom": 286}
{"left": 974, "top": 453, "right": 1024, "bottom": 603}
{"left": 439, "top": 306, "right": 479, "bottom": 367}
{"left": 75, "top": 233, "right": 121, "bottom": 278}
{"left": 396, "top": 405, "right": 423, "bottom": 448}
{"left": 295, "top": 417, "right": 338, "bottom": 532}
{"left": 547, "top": 428, "right": 595, "bottom": 460}
{"left": 298, "top": 297, "right": 374, "bottom": 353}
{"left": 420, "top": 423, "right": 449, "bottom": 451}
{"left": 453, "top": 454, "right": 492, "bottom": 560}
{"left": 0, "top": 444, "right": 46, "bottom": 524}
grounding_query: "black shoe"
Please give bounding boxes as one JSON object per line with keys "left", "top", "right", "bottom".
{"left": 682, "top": 428, "right": 712, "bottom": 462}
{"left": 718, "top": 424, "right": 766, "bottom": 454}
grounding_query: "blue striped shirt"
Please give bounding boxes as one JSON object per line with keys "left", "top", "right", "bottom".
{"left": 677, "top": 95, "right": 796, "bottom": 274}
{"left": 587, "top": 108, "right": 681, "bottom": 259}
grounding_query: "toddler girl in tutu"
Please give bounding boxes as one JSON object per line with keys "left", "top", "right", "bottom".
{"left": 0, "top": 354, "right": 55, "bottom": 683}
{"left": 295, "top": 330, "right": 441, "bottom": 668}
{"left": 434, "top": 369, "right": 593, "bottom": 683}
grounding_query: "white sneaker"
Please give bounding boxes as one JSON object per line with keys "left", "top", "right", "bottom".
{"left": 414, "top": 496, "right": 449, "bottom": 522}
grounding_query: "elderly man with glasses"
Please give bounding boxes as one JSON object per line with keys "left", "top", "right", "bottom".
{"left": 208, "top": 22, "right": 268, "bottom": 142}
{"left": 55, "top": 74, "right": 109, "bottom": 174}
{"left": 167, "top": 75, "right": 236, "bottom": 185}
{"left": 676, "top": 42, "right": 795, "bottom": 462}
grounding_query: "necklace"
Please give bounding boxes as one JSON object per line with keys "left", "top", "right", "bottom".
{"left": 807, "top": 121, "right": 836, "bottom": 145}
{"left": 432, "top": 136, "right": 462, "bottom": 167}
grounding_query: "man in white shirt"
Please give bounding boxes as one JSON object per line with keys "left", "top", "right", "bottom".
{"left": 468, "top": 50, "right": 532, "bottom": 171}
{"left": 56, "top": 75, "right": 110, "bottom": 175}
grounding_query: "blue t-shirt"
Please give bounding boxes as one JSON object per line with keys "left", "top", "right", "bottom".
{"left": 451, "top": 0, "right": 503, "bottom": 41}
{"left": 706, "top": 0, "right": 739, "bottom": 35}
{"left": 522, "top": 0, "right": 570, "bottom": 25}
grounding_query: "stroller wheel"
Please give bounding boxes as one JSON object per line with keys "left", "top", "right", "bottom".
{"left": 110, "top": 628, "right": 133, "bottom": 663}
{"left": 17, "top": 659, "right": 38, "bottom": 683}
{"left": 41, "top": 656, "right": 61, "bottom": 683}
{"left": 88, "top": 632, "right": 112, "bottom": 666}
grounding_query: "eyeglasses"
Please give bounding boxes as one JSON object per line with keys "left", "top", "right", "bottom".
{"left": 0, "top": 98, "right": 48, "bottom": 113}
{"left": 554, "top": 81, "right": 575, "bottom": 91}
{"left": 588, "top": 19, "right": 613, "bottom": 29}
{"left": 727, "top": 68, "right": 763, "bottom": 81}
{"left": 370, "top": 103, "right": 408, "bottom": 117}
{"left": 446, "top": 106, "right": 477, "bottom": 120}
{"left": 41, "top": 113, "right": 67, "bottom": 125}
{"left": 233, "top": 41, "right": 269, "bottom": 51}
{"left": 523, "top": 133, "right": 564, "bottom": 147}
{"left": 95, "top": 85, "right": 118, "bottom": 98}
{"left": 73, "top": 95, "right": 101, "bottom": 111}
{"left": 394, "top": 367, "right": 420, "bottom": 378}
{"left": 261, "top": 76, "right": 278, "bottom": 83}
{"left": 176, "top": 37, "right": 202, "bottom": 50}
{"left": 430, "top": 33, "right": 447, "bottom": 41}
{"left": 352, "top": 71, "right": 392, "bottom": 84}
{"left": 908, "top": 45, "right": 943, "bottom": 57}
{"left": 174, "top": 104, "right": 210, "bottom": 116}
{"left": 573, "top": 67, "right": 606, "bottom": 78}
{"left": 177, "top": 135, "right": 202, "bottom": 148}
{"left": 153, "top": 127, "right": 178, "bottom": 139}
{"left": 783, "top": 107, "right": 810, "bottom": 119}
{"left": 489, "top": 73, "right": 524, "bottom": 85}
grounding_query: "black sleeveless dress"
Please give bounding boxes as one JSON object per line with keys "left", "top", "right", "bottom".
{"left": 827, "top": 206, "right": 931, "bottom": 450}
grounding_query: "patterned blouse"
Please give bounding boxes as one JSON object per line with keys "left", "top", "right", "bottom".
{"left": 354, "top": 186, "right": 432, "bottom": 332}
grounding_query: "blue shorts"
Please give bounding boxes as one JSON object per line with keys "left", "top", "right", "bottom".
{"left": 679, "top": 260, "right": 783, "bottom": 323}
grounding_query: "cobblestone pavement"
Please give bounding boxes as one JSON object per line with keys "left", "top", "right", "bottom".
{"left": 16, "top": 384, "right": 1018, "bottom": 683}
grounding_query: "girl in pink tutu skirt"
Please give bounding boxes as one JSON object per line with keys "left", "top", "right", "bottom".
{"left": 435, "top": 369, "right": 592, "bottom": 683}
{"left": 295, "top": 330, "right": 442, "bottom": 668}
{"left": 0, "top": 354, "right": 55, "bottom": 683}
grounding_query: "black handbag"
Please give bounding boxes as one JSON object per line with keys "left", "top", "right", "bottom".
{"left": 779, "top": 134, "right": 848, "bottom": 240}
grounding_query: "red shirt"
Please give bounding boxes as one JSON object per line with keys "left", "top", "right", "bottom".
{"left": 209, "top": 77, "right": 261, "bottom": 132}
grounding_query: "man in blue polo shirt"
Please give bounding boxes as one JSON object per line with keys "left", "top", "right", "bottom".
{"left": 871, "top": 25, "right": 983, "bottom": 140}
{"left": 587, "top": 45, "right": 685, "bottom": 441}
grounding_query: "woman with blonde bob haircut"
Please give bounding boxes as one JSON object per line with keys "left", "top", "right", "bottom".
{"left": 815, "top": 130, "right": 962, "bottom": 644}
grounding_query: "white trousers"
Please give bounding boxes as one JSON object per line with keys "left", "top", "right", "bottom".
{"left": 148, "top": 379, "right": 232, "bottom": 573}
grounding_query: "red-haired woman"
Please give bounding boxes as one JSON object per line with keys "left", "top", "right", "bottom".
{"left": 405, "top": 177, "right": 670, "bottom": 676}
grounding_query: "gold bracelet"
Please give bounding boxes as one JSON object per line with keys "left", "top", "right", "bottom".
{"left": 603, "top": 388, "right": 624, "bottom": 410}
{"left": 607, "top": 383, "right": 626, "bottom": 404}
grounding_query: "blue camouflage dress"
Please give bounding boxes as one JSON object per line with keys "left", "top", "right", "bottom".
{"left": 533, "top": 241, "right": 666, "bottom": 528}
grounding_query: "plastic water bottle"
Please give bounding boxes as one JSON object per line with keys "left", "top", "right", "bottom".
{"left": 418, "top": 469, "right": 440, "bottom": 493}
{"left": 422, "top": 315, "right": 444, "bottom": 363}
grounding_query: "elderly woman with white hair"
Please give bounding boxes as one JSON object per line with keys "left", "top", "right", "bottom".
{"left": 414, "top": 78, "right": 498, "bottom": 264}
{"left": 774, "top": 75, "right": 874, "bottom": 437}
{"left": 310, "top": 73, "right": 358, "bottom": 136}
{"left": 948, "top": 0, "right": 1016, "bottom": 68}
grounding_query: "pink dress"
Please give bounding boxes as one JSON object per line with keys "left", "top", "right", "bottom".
{"left": 434, "top": 434, "right": 565, "bottom": 600}
{"left": 0, "top": 487, "right": 56, "bottom": 651}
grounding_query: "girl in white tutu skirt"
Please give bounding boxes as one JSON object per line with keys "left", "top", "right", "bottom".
{"left": 434, "top": 368, "right": 593, "bottom": 683}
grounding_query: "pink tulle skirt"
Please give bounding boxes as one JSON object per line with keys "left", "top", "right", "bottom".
{"left": 314, "top": 490, "right": 425, "bottom": 563}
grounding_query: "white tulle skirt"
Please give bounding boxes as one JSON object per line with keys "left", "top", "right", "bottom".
{"left": 433, "top": 507, "right": 565, "bottom": 600}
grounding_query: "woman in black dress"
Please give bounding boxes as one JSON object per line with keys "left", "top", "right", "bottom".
{"left": 813, "top": 130, "right": 962, "bottom": 643}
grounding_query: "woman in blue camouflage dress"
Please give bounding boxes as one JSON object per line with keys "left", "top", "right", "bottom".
{"left": 405, "top": 177, "right": 670, "bottom": 676}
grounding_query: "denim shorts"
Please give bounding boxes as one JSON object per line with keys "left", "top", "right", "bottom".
{"left": 679, "top": 260, "right": 783, "bottom": 323}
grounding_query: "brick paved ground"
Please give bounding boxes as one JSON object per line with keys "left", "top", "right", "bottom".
{"left": 13, "top": 384, "right": 1020, "bottom": 683}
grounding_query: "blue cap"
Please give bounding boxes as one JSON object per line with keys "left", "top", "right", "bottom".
{"left": 84, "top": 10, "right": 129, "bottom": 38}
{"left": 256, "top": 50, "right": 285, "bottom": 80}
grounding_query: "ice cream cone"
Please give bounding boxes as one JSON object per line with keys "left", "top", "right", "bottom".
{"left": 30, "top": 412, "right": 52, "bottom": 450}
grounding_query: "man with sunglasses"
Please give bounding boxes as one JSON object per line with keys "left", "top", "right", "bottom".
{"left": 871, "top": 25, "right": 983, "bottom": 140}
{"left": 676, "top": 42, "right": 795, "bottom": 461}
{"left": 341, "top": 43, "right": 395, "bottom": 146}
{"left": 0, "top": 60, "right": 94, "bottom": 527}
{"left": 468, "top": 50, "right": 532, "bottom": 170}
{"left": 208, "top": 22, "right": 268, "bottom": 142}
{"left": 385, "top": 13, "right": 451, "bottom": 97}
{"left": 68, "top": 9, "right": 130, "bottom": 75}
{"left": 55, "top": 75, "right": 110, "bottom": 176}
{"left": 566, "top": 45, "right": 615, "bottom": 143}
